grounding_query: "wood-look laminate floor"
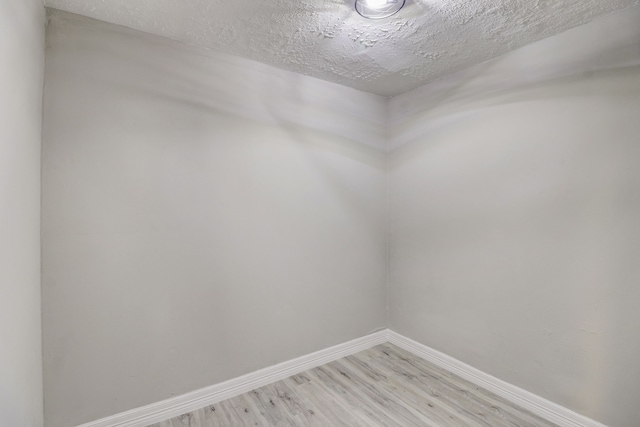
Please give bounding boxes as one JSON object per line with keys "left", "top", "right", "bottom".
{"left": 150, "top": 343, "right": 558, "bottom": 427}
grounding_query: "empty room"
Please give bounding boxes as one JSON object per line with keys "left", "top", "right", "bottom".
{"left": 2, "top": 0, "right": 639, "bottom": 426}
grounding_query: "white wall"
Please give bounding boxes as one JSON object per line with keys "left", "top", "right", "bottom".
{"left": 388, "top": 6, "right": 640, "bottom": 427}
{"left": 42, "top": 5, "right": 640, "bottom": 427}
{"left": 42, "top": 10, "right": 387, "bottom": 427}
{"left": 0, "top": 1, "right": 45, "bottom": 427}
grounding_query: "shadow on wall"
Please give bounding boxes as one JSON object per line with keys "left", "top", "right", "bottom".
{"left": 390, "top": 63, "right": 640, "bottom": 167}
{"left": 46, "top": 7, "right": 388, "bottom": 223}
{"left": 46, "top": 9, "right": 386, "bottom": 149}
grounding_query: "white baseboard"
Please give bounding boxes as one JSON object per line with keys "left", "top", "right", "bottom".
{"left": 76, "top": 330, "right": 389, "bottom": 427}
{"left": 387, "top": 330, "right": 607, "bottom": 427}
{"left": 77, "top": 329, "right": 607, "bottom": 427}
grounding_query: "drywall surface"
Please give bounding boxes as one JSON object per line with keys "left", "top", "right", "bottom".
{"left": 44, "top": 0, "right": 640, "bottom": 96}
{"left": 388, "top": 6, "right": 640, "bottom": 427}
{"left": 42, "top": 10, "right": 386, "bottom": 427}
{"left": 0, "top": 1, "right": 45, "bottom": 427}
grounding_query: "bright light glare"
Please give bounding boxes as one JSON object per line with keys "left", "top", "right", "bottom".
{"left": 355, "top": 0, "right": 404, "bottom": 19}
{"left": 365, "top": 0, "right": 388, "bottom": 9}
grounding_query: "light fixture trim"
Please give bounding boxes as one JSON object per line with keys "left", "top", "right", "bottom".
{"left": 355, "top": 0, "right": 406, "bottom": 20}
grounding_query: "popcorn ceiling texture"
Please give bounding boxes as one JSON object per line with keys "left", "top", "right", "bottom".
{"left": 44, "top": 0, "right": 640, "bottom": 95}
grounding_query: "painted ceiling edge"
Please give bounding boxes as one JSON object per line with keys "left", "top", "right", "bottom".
{"left": 42, "top": 0, "right": 640, "bottom": 96}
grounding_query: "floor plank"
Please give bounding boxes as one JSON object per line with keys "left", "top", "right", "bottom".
{"left": 151, "top": 343, "right": 558, "bottom": 427}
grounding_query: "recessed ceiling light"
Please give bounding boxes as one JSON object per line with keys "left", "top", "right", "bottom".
{"left": 355, "top": 0, "right": 405, "bottom": 20}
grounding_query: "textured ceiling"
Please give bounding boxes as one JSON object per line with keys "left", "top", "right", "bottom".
{"left": 44, "top": 0, "right": 639, "bottom": 96}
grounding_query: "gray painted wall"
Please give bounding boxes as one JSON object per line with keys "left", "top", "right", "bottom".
{"left": 42, "top": 5, "right": 640, "bottom": 427}
{"left": 388, "top": 6, "right": 640, "bottom": 427}
{"left": 42, "top": 10, "right": 387, "bottom": 427}
{"left": 0, "top": 1, "right": 45, "bottom": 427}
